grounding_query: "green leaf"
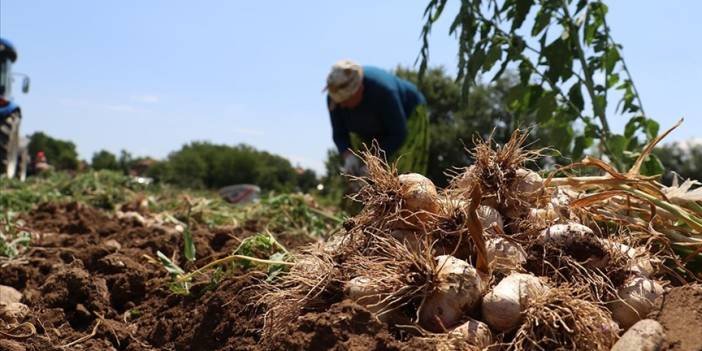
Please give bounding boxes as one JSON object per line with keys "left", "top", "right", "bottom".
{"left": 572, "top": 135, "right": 594, "bottom": 160}
{"left": 640, "top": 154, "right": 664, "bottom": 176}
{"left": 543, "top": 38, "right": 570, "bottom": 82}
{"left": 467, "top": 47, "right": 486, "bottom": 82}
{"left": 607, "top": 134, "right": 629, "bottom": 161}
{"left": 500, "top": 0, "right": 516, "bottom": 14}
{"left": 234, "top": 233, "right": 287, "bottom": 269}
{"left": 479, "top": 21, "right": 491, "bottom": 41}
{"left": 606, "top": 73, "right": 620, "bottom": 89}
{"left": 518, "top": 59, "right": 533, "bottom": 84}
{"left": 183, "top": 227, "right": 196, "bottom": 262}
{"left": 617, "top": 80, "right": 640, "bottom": 114}
{"left": 536, "top": 91, "right": 558, "bottom": 123}
{"left": 584, "top": 122, "right": 598, "bottom": 138}
{"left": 645, "top": 118, "right": 660, "bottom": 139}
{"left": 576, "top": 0, "right": 588, "bottom": 13}
{"left": 593, "top": 94, "right": 606, "bottom": 117}
{"left": 448, "top": 2, "right": 466, "bottom": 34}
{"left": 266, "top": 252, "right": 290, "bottom": 282}
{"left": 157, "top": 251, "right": 185, "bottom": 276}
{"left": 510, "top": 35, "right": 527, "bottom": 56}
{"left": 604, "top": 46, "right": 620, "bottom": 73}
{"left": 532, "top": 8, "right": 552, "bottom": 36}
{"left": 624, "top": 117, "right": 643, "bottom": 139}
{"left": 506, "top": 84, "right": 527, "bottom": 110}
{"left": 235, "top": 233, "right": 276, "bottom": 257}
{"left": 584, "top": 3, "right": 606, "bottom": 46}
{"left": 483, "top": 42, "right": 502, "bottom": 71}
{"left": 568, "top": 83, "right": 584, "bottom": 111}
{"left": 512, "top": 0, "right": 534, "bottom": 30}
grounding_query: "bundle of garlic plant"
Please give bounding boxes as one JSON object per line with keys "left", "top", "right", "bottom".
{"left": 547, "top": 119, "right": 702, "bottom": 279}
{"left": 258, "top": 126, "right": 696, "bottom": 350}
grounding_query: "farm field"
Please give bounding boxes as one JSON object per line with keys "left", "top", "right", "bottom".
{"left": 2, "top": 134, "right": 702, "bottom": 351}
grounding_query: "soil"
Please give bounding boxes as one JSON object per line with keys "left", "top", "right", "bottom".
{"left": 652, "top": 284, "right": 702, "bottom": 351}
{"left": 0, "top": 201, "right": 430, "bottom": 350}
{"left": 4, "top": 200, "right": 701, "bottom": 350}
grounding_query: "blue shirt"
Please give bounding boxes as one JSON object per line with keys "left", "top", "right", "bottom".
{"left": 329, "top": 66, "right": 426, "bottom": 157}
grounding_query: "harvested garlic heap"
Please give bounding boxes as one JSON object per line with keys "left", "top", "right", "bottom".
{"left": 262, "top": 134, "right": 678, "bottom": 351}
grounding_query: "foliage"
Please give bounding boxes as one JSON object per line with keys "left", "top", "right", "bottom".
{"left": 655, "top": 142, "right": 702, "bottom": 184}
{"left": 59, "top": 171, "right": 152, "bottom": 209}
{"left": 0, "top": 170, "right": 142, "bottom": 211}
{"left": 91, "top": 149, "right": 119, "bottom": 170}
{"left": 0, "top": 214, "right": 30, "bottom": 259}
{"left": 251, "top": 193, "right": 342, "bottom": 238}
{"left": 178, "top": 198, "right": 197, "bottom": 262}
{"left": 148, "top": 141, "right": 317, "bottom": 193}
{"left": 419, "top": 0, "right": 661, "bottom": 173}
{"left": 118, "top": 150, "right": 134, "bottom": 173}
{"left": 27, "top": 131, "right": 80, "bottom": 170}
{"left": 234, "top": 232, "right": 289, "bottom": 276}
{"left": 156, "top": 251, "right": 191, "bottom": 295}
{"left": 297, "top": 168, "right": 319, "bottom": 194}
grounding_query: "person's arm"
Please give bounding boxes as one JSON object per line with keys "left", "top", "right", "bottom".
{"left": 329, "top": 100, "right": 351, "bottom": 156}
{"left": 378, "top": 92, "right": 408, "bottom": 157}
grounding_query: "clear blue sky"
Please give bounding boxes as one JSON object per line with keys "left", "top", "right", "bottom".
{"left": 1, "top": 1, "right": 700, "bottom": 173}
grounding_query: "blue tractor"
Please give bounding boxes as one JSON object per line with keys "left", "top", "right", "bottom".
{"left": 0, "top": 37, "right": 30, "bottom": 180}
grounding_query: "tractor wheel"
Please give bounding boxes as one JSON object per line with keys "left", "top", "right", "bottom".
{"left": 0, "top": 110, "right": 22, "bottom": 179}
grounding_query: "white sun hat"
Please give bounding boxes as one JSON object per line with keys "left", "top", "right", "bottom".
{"left": 325, "top": 59, "right": 363, "bottom": 103}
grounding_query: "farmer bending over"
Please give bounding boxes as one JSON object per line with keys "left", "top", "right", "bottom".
{"left": 325, "top": 60, "right": 429, "bottom": 176}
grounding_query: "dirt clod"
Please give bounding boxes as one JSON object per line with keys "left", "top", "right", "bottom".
{"left": 652, "top": 284, "right": 702, "bottom": 351}
{"left": 271, "top": 300, "right": 403, "bottom": 351}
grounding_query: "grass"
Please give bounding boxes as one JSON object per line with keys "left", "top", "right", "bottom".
{"left": 2, "top": 169, "right": 344, "bottom": 293}
{"left": 0, "top": 171, "right": 152, "bottom": 212}
{"left": 0, "top": 213, "right": 30, "bottom": 259}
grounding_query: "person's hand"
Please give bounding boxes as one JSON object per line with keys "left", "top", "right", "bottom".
{"left": 342, "top": 153, "right": 366, "bottom": 176}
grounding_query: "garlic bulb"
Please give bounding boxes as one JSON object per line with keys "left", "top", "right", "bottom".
{"left": 482, "top": 273, "right": 549, "bottom": 332}
{"left": 398, "top": 173, "right": 440, "bottom": 214}
{"left": 344, "top": 276, "right": 378, "bottom": 305}
{"left": 419, "top": 255, "right": 486, "bottom": 332}
{"left": 600, "top": 240, "right": 656, "bottom": 277}
{"left": 477, "top": 205, "right": 504, "bottom": 233}
{"left": 610, "top": 276, "right": 664, "bottom": 329}
{"left": 344, "top": 276, "right": 407, "bottom": 324}
{"left": 538, "top": 223, "right": 594, "bottom": 244}
{"left": 397, "top": 173, "right": 440, "bottom": 229}
{"left": 446, "top": 317, "right": 492, "bottom": 349}
{"left": 538, "top": 223, "right": 611, "bottom": 269}
{"left": 486, "top": 237, "right": 526, "bottom": 273}
{"left": 513, "top": 168, "right": 544, "bottom": 200}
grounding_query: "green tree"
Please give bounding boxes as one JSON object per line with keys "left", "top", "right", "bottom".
{"left": 118, "top": 150, "right": 134, "bottom": 174}
{"left": 420, "top": 0, "right": 661, "bottom": 174}
{"left": 27, "top": 132, "right": 79, "bottom": 170}
{"left": 150, "top": 141, "right": 308, "bottom": 192}
{"left": 296, "top": 168, "right": 319, "bottom": 193}
{"left": 654, "top": 143, "right": 702, "bottom": 184}
{"left": 91, "top": 150, "right": 119, "bottom": 170}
